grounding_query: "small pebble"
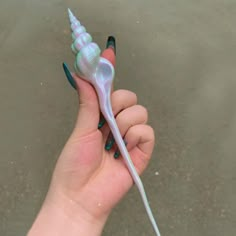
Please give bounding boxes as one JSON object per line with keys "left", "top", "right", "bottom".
{"left": 155, "top": 171, "right": 159, "bottom": 176}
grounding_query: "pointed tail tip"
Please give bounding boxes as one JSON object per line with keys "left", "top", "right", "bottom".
{"left": 68, "top": 8, "right": 75, "bottom": 25}
{"left": 67, "top": 8, "right": 74, "bottom": 17}
{"left": 67, "top": 8, "right": 74, "bottom": 21}
{"left": 67, "top": 8, "right": 72, "bottom": 16}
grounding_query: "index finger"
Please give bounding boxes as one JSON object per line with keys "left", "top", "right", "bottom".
{"left": 101, "top": 36, "right": 116, "bottom": 92}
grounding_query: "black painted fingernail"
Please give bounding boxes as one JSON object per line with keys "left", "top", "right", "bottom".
{"left": 98, "top": 114, "right": 106, "bottom": 129}
{"left": 114, "top": 140, "right": 127, "bottom": 159}
{"left": 106, "top": 36, "right": 116, "bottom": 55}
{"left": 105, "top": 132, "right": 115, "bottom": 150}
{"left": 62, "top": 62, "right": 77, "bottom": 90}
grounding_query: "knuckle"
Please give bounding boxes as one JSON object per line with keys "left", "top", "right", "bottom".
{"left": 129, "top": 91, "right": 138, "bottom": 103}
{"left": 146, "top": 125, "right": 155, "bottom": 142}
{"left": 136, "top": 105, "right": 148, "bottom": 121}
{"left": 111, "top": 90, "right": 138, "bottom": 112}
{"left": 115, "top": 111, "right": 124, "bottom": 125}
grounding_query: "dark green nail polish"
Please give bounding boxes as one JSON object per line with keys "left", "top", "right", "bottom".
{"left": 62, "top": 62, "right": 76, "bottom": 90}
{"left": 114, "top": 140, "right": 127, "bottom": 159}
{"left": 98, "top": 117, "right": 106, "bottom": 129}
{"left": 114, "top": 151, "right": 120, "bottom": 159}
{"left": 106, "top": 36, "right": 116, "bottom": 55}
{"left": 105, "top": 132, "right": 115, "bottom": 150}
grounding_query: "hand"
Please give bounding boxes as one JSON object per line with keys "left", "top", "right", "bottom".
{"left": 28, "top": 41, "right": 155, "bottom": 236}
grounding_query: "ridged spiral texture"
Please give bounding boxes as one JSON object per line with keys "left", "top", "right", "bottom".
{"left": 68, "top": 9, "right": 101, "bottom": 78}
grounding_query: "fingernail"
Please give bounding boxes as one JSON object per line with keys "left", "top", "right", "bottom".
{"left": 105, "top": 132, "right": 115, "bottom": 150}
{"left": 106, "top": 36, "right": 116, "bottom": 55}
{"left": 114, "top": 140, "right": 127, "bottom": 159}
{"left": 98, "top": 114, "right": 106, "bottom": 129}
{"left": 62, "top": 62, "right": 77, "bottom": 90}
{"left": 114, "top": 151, "right": 120, "bottom": 159}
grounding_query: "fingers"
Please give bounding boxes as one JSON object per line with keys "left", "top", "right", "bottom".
{"left": 100, "top": 36, "right": 116, "bottom": 92}
{"left": 100, "top": 90, "right": 138, "bottom": 137}
{"left": 124, "top": 124, "right": 155, "bottom": 174}
{"left": 111, "top": 90, "right": 137, "bottom": 116}
{"left": 104, "top": 104, "right": 148, "bottom": 153}
{"left": 98, "top": 36, "right": 116, "bottom": 128}
{"left": 101, "top": 35, "right": 116, "bottom": 67}
{"left": 115, "top": 105, "right": 148, "bottom": 138}
{"left": 101, "top": 48, "right": 116, "bottom": 67}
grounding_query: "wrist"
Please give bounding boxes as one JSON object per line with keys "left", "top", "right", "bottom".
{"left": 28, "top": 191, "right": 108, "bottom": 236}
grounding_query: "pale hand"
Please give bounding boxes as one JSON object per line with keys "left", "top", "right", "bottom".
{"left": 28, "top": 74, "right": 155, "bottom": 236}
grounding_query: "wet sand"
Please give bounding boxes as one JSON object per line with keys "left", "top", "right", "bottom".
{"left": 0, "top": 0, "right": 235, "bottom": 235}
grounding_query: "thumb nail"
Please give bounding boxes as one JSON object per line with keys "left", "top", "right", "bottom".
{"left": 62, "top": 62, "right": 77, "bottom": 90}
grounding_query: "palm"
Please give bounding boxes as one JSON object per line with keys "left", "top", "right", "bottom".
{"left": 52, "top": 71, "right": 154, "bottom": 218}
{"left": 54, "top": 124, "right": 150, "bottom": 218}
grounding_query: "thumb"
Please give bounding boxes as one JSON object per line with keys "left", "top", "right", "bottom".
{"left": 72, "top": 73, "right": 100, "bottom": 136}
